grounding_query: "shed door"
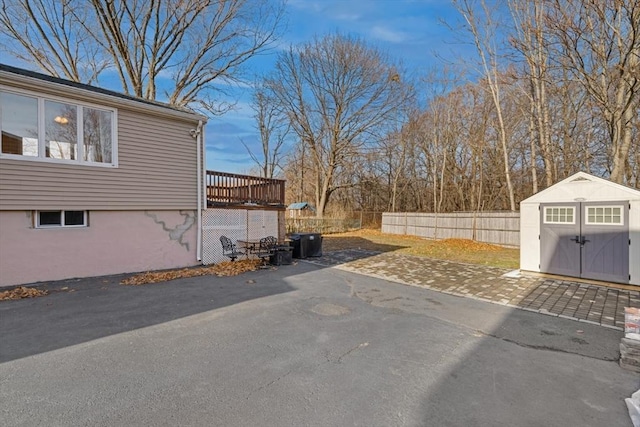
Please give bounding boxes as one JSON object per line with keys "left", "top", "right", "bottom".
{"left": 540, "top": 201, "right": 629, "bottom": 283}
{"left": 540, "top": 203, "right": 581, "bottom": 277}
{"left": 581, "top": 202, "right": 629, "bottom": 283}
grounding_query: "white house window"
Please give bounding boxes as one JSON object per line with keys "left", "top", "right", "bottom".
{"left": 84, "top": 107, "right": 113, "bottom": 163}
{"left": 36, "top": 211, "right": 88, "bottom": 228}
{"left": 45, "top": 100, "right": 78, "bottom": 160}
{"left": 0, "top": 89, "right": 116, "bottom": 166}
{"left": 544, "top": 207, "right": 575, "bottom": 224}
{"left": 0, "top": 91, "right": 38, "bottom": 157}
{"left": 586, "top": 206, "right": 623, "bottom": 225}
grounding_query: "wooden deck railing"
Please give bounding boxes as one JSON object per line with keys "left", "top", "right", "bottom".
{"left": 206, "top": 170, "right": 285, "bottom": 207}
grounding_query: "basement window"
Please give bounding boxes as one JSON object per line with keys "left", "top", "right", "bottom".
{"left": 36, "top": 211, "right": 88, "bottom": 228}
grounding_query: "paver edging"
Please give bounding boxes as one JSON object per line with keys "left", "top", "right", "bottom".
{"left": 313, "top": 258, "right": 627, "bottom": 331}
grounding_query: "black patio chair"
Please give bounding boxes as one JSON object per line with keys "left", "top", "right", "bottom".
{"left": 254, "top": 236, "right": 278, "bottom": 266}
{"left": 220, "top": 235, "right": 245, "bottom": 261}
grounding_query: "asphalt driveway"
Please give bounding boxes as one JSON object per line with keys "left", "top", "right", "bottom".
{"left": 0, "top": 261, "right": 637, "bottom": 426}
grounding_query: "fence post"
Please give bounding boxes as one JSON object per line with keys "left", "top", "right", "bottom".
{"left": 434, "top": 213, "right": 438, "bottom": 240}
{"left": 404, "top": 212, "right": 408, "bottom": 235}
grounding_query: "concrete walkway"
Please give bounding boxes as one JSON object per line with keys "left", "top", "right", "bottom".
{"left": 306, "top": 249, "right": 640, "bottom": 330}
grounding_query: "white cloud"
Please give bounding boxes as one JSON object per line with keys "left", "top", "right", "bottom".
{"left": 287, "top": 0, "right": 324, "bottom": 13}
{"left": 334, "top": 12, "right": 361, "bottom": 21}
{"left": 369, "top": 26, "right": 408, "bottom": 43}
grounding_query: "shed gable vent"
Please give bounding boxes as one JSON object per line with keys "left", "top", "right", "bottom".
{"left": 570, "top": 176, "right": 590, "bottom": 182}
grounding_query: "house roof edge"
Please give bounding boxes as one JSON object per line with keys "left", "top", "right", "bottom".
{"left": 0, "top": 64, "right": 207, "bottom": 123}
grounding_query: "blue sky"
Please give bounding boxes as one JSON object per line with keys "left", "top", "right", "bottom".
{"left": 1, "top": 0, "right": 472, "bottom": 174}
{"left": 207, "top": 0, "right": 466, "bottom": 174}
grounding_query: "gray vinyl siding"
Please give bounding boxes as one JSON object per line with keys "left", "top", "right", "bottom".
{"left": 0, "top": 105, "right": 201, "bottom": 211}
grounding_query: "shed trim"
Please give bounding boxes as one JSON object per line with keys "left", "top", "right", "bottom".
{"left": 521, "top": 172, "right": 640, "bottom": 204}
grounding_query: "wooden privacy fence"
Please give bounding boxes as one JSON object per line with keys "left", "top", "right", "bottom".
{"left": 382, "top": 212, "right": 520, "bottom": 247}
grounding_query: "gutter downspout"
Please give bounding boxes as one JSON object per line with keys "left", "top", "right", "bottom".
{"left": 196, "top": 120, "right": 203, "bottom": 263}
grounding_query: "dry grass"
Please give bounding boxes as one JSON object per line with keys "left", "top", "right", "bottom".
{"left": 323, "top": 229, "right": 519, "bottom": 269}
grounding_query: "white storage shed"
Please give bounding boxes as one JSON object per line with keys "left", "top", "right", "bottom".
{"left": 520, "top": 172, "right": 640, "bottom": 286}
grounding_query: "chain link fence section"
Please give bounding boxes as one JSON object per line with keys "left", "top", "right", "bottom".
{"left": 285, "top": 211, "right": 382, "bottom": 234}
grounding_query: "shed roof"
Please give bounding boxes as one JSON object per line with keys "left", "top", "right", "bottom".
{"left": 521, "top": 172, "right": 640, "bottom": 204}
{"left": 288, "top": 202, "right": 315, "bottom": 210}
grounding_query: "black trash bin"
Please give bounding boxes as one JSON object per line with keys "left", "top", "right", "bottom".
{"left": 270, "top": 245, "right": 293, "bottom": 265}
{"left": 289, "top": 233, "right": 307, "bottom": 258}
{"left": 289, "top": 233, "right": 322, "bottom": 258}
{"left": 305, "top": 233, "right": 323, "bottom": 257}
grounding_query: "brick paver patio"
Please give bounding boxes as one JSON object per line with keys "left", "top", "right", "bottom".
{"left": 306, "top": 250, "right": 640, "bottom": 330}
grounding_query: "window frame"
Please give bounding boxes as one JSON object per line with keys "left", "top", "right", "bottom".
{"left": 0, "top": 86, "right": 118, "bottom": 167}
{"left": 543, "top": 206, "right": 576, "bottom": 224}
{"left": 585, "top": 205, "right": 624, "bottom": 226}
{"left": 33, "top": 209, "right": 89, "bottom": 229}
{"left": 35, "top": 210, "right": 89, "bottom": 228}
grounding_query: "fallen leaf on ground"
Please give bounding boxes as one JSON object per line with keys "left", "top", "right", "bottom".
{"left": 321, "top": 229, "right": 518, "bottom": 269}
{"left": 121, "top": 259, "right": 262, "bottom": 286}
{"left": 439, "top": 238, "right": 502, "bottom": 252}
{"left": 0, "top": 286, "right": 48, "bottom": 301}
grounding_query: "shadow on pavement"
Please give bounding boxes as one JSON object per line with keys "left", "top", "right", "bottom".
{"left": 315, "top": 236, "right": 406, "bottom": 266}
{"left": 321, "top": 236, "right": 406, "bottom": 254}
{"left": 0, "top": 237, "right": 399, "bottom": 364}
{"left": 1, "top": 254, "right": 638, "bottom": 425}
{"left": 0, "top": 264, "right": 305, "bottom": 363}
{"left": 415, "top": 311, "right": 636, "bottom": 427}
{"left": 333, "top": 262, "right": 638, "bottom": 426}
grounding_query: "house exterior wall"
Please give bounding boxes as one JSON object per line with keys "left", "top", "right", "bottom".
{"left": 0, "top": 66, "right": 206, "bottom": 287}
{"left": 0, "top": 210, "right": 197, "bottom": 287}
{"left": 0, "top": 87, "right": 200, "bottom": 211}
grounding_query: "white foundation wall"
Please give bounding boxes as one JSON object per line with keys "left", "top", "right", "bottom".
{"left": 0, "top": 210, "right": 198, "bottom": 287}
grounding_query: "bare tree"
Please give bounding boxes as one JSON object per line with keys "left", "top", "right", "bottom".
{"left": 509, "top": 0, "right": 553, "bottom": 190}
{"left": 0, "top": 0, "right": 284, "bottom": 113}
{"left": 265, "top": 34, "right": 411, "bottom": 217}
{"left": 377, "top": 129, "right": 409, "bottom": 213}
{"left": 545, "top": 0, "right": 640, "bottom": 184}
{"left": 0, "top": 0, "right": 107, "bottom": 83}
{"left": 242, "top": 84, "right": 290, "bottom": 178}
{"left": 454, "top": 0, "right": 517, "bottom": 211}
